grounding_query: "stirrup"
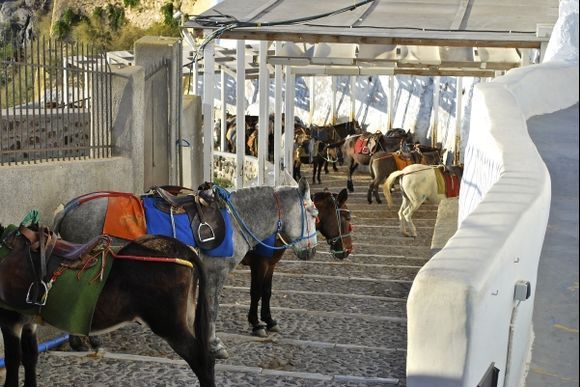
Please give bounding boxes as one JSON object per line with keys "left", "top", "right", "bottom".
{"left": 26, "top": 281, "right": 49, "bottom": 306}
{"left": 197, "top": 222, "right": 216, "bottom": 243}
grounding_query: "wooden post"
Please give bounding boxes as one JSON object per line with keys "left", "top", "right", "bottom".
{"left": 258, "top": 41, "right": 269, "bottom": 185}
{"left": 220, "top": 68, "right": 227, "bottom": 152}
{"left": 388, "top": 75, "right": 395, "bottom": 130}
{"left": 202, "top": 36, "right": 215, "bottom": 183}
{"left": 284, "top": 67, "right": 295, "bottom": 178}
{"left": 431, "top": 76, "right": 440, "bottom": 147}
{"left": 331, "top": 76, "right": 337, "bottom": 125}
{"left": 274, "top": 41, "right": 284, "bottom": 185}
{"left": 235, "top": 40, "right": 246, "bottom": 189}
{"left": 454, "top": 76, "right": 463, "bottom": 164}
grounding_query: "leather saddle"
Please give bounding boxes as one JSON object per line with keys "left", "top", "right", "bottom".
{"left": 151, "top": 185, "right": 226, "bottom": 250}
{"left": 17, "top": 225, "right": 111, "bottom": 306}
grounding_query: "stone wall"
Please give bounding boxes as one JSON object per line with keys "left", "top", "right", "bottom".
{"left": 0, "top": 109, "right": 91, "bottom": 163}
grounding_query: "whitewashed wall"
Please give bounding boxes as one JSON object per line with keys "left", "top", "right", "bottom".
{"left": 406, "top": 4, "right": 579, "bottom": 384}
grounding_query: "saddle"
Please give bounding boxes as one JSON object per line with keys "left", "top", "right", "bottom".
{"left": 150, "top": 185, "right": 226, "bottom": 250}
{"left": 18, "top": 225, "right": 111, "bottom": 306}
{"left": 354, "top": 136, "right": 371, "bottom": 155}
{"left": 434, "top": 166, "right": 461, "bottom": 198}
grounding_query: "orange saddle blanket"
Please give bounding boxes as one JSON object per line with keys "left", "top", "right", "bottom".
{"left": 103, "top": 194, "right": 147, "bottom": 240}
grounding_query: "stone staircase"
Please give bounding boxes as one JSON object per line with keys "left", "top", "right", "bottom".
{"left": 14, "top": 165, "right": 441, "bottom": 386}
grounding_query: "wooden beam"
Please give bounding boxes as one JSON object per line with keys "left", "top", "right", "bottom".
{"left": 190, "top": 29, "right": 545, "bottom": 49}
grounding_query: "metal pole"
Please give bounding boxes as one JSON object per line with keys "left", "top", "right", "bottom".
{"left": 274, "top": 41, "right": 283, "bottom": 185}
{"left": 235, "top": 39, "right": 246, "bottom": 189}
{"left": 284, "top": 67, "right": 295, "bottom": 178}
{"left": 257, "top": 40, "right": 269, "bottom": 185}
{"left": 202, "top": 35, "right": 215, "bottom": 182}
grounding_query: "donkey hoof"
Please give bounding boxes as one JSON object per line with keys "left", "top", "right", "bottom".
{"left": 252, "top": 327, "right": 268, "bottom": 337}
{"left": 89, "top": 336, "right": 103, "bottom": 350}
{"left": 376, "top": 199, "right": 382, "bottom": 204}
{"left": 213, "top": 347, "right": 229, "bottom": 359}
{"left": 69, "top": 335, "right": 89, "bottom": 352}
{"left": 267, "top": 323, "right": 280, "bottom": 333}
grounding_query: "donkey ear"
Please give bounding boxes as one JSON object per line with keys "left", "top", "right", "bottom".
{"left": 337, "top": 188, "right": 348, "bottom": 205}
{"left": 298, "top": 178, "right": 310, "bottom": 198}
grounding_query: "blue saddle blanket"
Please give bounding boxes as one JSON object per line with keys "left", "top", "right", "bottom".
{"left": 142, "top": 197, "right": 234, "bottom": 257}
{"left": 252, "top": 233, "right": 277, "bottom": 258}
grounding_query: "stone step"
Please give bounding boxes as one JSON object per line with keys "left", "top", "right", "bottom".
{"left": 233, "top": 260, "right": 420, "bottom": 282}
{"left": 216, "top": 306, "right": 407, "bottom": 349}
{"left": 42, "top": 346, "right": 403, "bottom": 386}
{"left": 220, "top": 286, "right": 407, "bottom": 317}
{"left": 225, "top": 271, "right": 412, "bottom": 299}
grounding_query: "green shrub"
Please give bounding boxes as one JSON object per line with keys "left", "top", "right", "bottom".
{"left": 123, "top": 0, "right": 140, "bottom": 8}
{"left": 52, "top": 19, "right": 71, "bottom": 40}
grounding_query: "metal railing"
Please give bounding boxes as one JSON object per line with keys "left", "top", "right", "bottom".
{"left": 0, "top": 36, "right": 113, "bottom": 165}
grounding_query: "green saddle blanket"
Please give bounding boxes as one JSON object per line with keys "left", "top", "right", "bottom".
{"left": 0, "top": 225, "right": 113, "bottom": 335}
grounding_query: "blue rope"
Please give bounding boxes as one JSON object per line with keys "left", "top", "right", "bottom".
{"left": 212, "top": 185, "right": 316, "bottom": 250}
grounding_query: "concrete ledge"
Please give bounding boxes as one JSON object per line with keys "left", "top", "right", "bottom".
{"left": 430, "top": 197, "right": 458, "bottom": 254}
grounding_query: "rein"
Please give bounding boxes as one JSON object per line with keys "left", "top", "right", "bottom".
{"left": 213, "top": 185, "right": 317, "bottom": 251}
{"left": 325, "top": 195, "right": 352, "bottom": 253}
{"left": 401, "top": 164, "right": 444, "bottom": 177}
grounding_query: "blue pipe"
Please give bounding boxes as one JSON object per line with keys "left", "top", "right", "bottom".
{"left": 0, "top": 334, "right": 69, "bottom": 368}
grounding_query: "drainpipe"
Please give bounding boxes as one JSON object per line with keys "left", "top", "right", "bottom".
{"left": 0, "top": 334, "right": 69, "bottom": 368}
{"left": 503, "top": 280, "right": 532, "bottom": 387}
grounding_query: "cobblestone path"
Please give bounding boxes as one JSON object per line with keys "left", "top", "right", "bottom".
{"left": 9, "top": 165, "right": 438, "bottom": 386}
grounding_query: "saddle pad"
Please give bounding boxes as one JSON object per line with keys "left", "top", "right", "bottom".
{"left": 444, "top": 174, "right": 461, "bottom": 198}
{"left": 142, "top": 197, "right": 234, "bottom": 257}
{"left": 354, "top": 138, "right": 370, "bottom": 155}
{"left": 0, "top": 246, "right": 113, "bottom": 336}
{"left": 103, "top": 194, "right": 147, "bottom": 241}
{"left": 434, "top": 168, "right": 446, "bottom": 195}
{"left": 40, "top": 251, "right": 113, "bottom": 335}
{"left": 394, "top": 153, "right": 413, "bottom": 171}
{"left": 143, "top": 197, "right": 196, "bottom": 245}
{"left": 252, "top": 233, "right": 277, "bottom": 258}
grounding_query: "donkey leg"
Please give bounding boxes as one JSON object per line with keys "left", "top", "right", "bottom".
{"left": 398, "top": 198, "right": 410, "bottom": 237}
{"left": 249, "top": 260, "right": 267, "bottom": 337}
{"left": 402, "top": 198, "right": 422, "bottom": 238}
{"left": 261, "top": 264, "right": 279, "bottom": 332}
{"left": 367, "top": 184, "right": 374, "bottom": 204}
{"left": 317, "top": 162, "right": 322, "bottom": 184}
{"left": 203, "top": 265, "right": 230, "bottom": 359}
{"left": 373, "top": 186, "right": 382, "bottom": 204}
{"left": 156, "top": 325, "right": 215, "bottom": 387}
{"left": 21, "top": 324, "right": 39, "bottom": 387}
{"left": 1, "top": 325, "right": 23, "bottom": 387}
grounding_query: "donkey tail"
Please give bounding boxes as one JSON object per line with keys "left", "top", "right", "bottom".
{"left": 384, "top": 170, "right": 404, "bottom": 208}
{"left": 190, "top": 251, "right": 215, "bottom": 385}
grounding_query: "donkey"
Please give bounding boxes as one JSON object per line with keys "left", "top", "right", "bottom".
{"left": 0, "top": 226, "right": 215, "bottom": 386}
{"left": 241, "top": 189, "right": 353, "bottom": 336}
{"left": 53, "top": 179, "right": 318, "bottom": 359}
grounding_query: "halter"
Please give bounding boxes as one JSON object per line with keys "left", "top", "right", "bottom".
{"left": 213, "top": 185, "right": 317, "bottom": 252}
{"left": 323, "top": 195, "right": 352, "bottom": 257}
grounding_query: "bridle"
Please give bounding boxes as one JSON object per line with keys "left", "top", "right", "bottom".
{"left": 315, "top": 193, "right": 352, "bottom": 258}
{"left": 213, "top": 185, "right": 318, "bottom": 254}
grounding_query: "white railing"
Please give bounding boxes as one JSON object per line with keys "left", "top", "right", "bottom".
{"left": 406, "top": 61, "right": 578, "bottom": 387}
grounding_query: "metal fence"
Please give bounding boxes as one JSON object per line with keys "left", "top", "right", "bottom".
{"left": 0, "top": 36, "right": 113, "bottom": 165}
